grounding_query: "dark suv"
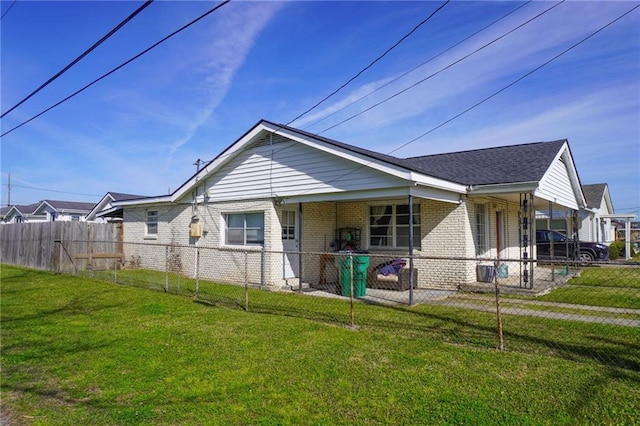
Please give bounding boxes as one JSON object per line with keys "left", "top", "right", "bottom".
{"left": 535, "top": 230, "right": 609, "bottom": 262}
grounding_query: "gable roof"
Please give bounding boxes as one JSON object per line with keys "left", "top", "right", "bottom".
{"left": 38, "top": 200, "right": 97, "bottom": 212}
{"left": 7, "top": 203, "right": 40, "bottom": 215}
{"left": 582, "top": 183, "right": 608, "bottom": 209}
{"left": 3, "top": 203, "right": 41, "bottom": 221}
{"left": 403, "top": 140, "right": 567, "bottom": 185}
{"left": 117, "top": 119, "right": 584, "bottom": 209}
{"left": 86, "top": 192, "right": 147, "bottom": 220}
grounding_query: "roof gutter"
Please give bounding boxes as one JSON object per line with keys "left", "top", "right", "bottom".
{"left": 467, "top": 181, "right": 539, "bottom": 195}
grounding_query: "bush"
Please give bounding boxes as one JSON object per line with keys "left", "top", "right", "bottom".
{"left": 609, "top": 241, "right": 636, "bottom": 260}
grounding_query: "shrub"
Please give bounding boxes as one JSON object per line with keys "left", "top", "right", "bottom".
{"left": 609, "top": 241, "right": 636, "bottom": 260}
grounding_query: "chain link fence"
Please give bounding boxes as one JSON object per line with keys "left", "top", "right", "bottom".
{"left": 57, "top": 240, "right": 639, "bottom": 369}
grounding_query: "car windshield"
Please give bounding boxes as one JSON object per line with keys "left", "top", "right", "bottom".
{"left": 551, "top": 231, "right": 567, "bottom": 242}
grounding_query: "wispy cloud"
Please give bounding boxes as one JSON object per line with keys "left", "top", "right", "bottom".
{"left": 164, "top": 2, "right": 283, "bottom": 165}
{"left": 302, "top": 1, "right": 637, "bottom": 140}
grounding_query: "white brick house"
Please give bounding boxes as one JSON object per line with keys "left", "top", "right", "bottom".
{"left": 115, "top": 120, "right": 586, "bottom": 290}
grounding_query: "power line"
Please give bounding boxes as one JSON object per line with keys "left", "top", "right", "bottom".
{"left": 0, "top": 0, "right": 231, "bottom": 138}
{"left": 302, "top": 0, "right": 533, "bottom": 131}
{"left": 391, "top": 3, "right": 640, "bottom": 155}
{"left": 0, "top": 0, "right": 17, "bottom": 20}
{"left": 1, "top": 0, "right": 154, "bottom": 119}
{"left": 198, "top": 1, "right": 561, "bottom": 186}
{"left": 9, "top": 183, "right": 102, "bottom": 197}
{"left": 318, "top": 0, "right": 565, "bottom": 135}
{"left": 291, "top": 3, "right": 640, "bottom": 198}
{"left": 286, "top": 0, "right": 450, "bottom": 127}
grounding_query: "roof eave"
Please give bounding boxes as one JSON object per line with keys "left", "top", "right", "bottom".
{"left": 467, "top": 181, "right": 539, "bottom": 195}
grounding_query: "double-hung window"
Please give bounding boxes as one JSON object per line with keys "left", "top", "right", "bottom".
{"left": 225, "top": 212, "right": 264, "bottom": 246}
{"left": 474, "top": 204, "right": 488, "bottom": 256}
{"left": 369, "top": 204, "right": 420, "bottom": 248}
{"left": 146, "top": 210, "right": 158, "bottom": 236}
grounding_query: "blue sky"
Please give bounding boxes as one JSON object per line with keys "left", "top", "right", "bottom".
{"left": 1, "top": 1, "right": 639, "bottom": 218}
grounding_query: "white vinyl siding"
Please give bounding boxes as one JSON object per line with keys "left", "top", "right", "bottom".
{"left": 538, "top": 157, "right": 579, "bottom": 210}
{"left": 205, "top": 136, "right": 406, "bottom": 202}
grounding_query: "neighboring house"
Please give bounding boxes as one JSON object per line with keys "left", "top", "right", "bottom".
{"left": 2, "top": 203, "right": 43, "bottom": 223}
{"left": 578, "top": 183, "right": 615, "bottom": 244}
{"left": 534, "top": 183, "right": 616, "bottom": 244}
{"left": 2, "top": 200, "right": 96, "bottom": 223}
{"left": 32, "top": 200, "right": 97, "bottom": 222}
{"left": 86, "top": 192, "right": 146, "bottom": 223}
{"left": 114, "top": 120, "right": 586, "bottom": 290}
{"left": 0, "top": 206, "right": 11, "bottom": 222}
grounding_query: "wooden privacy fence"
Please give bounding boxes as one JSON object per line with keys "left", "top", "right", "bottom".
{"left": 0, "top": 222, "right": 122, "bottom": 272}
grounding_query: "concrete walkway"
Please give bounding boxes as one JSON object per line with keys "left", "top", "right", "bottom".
{"left": 432, "top": 294, "right": 640, "bottom": 327}
{"left": 297, "top": 285, "right": 639, "bottom": 327}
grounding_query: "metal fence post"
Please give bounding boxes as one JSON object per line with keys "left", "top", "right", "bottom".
{"left": 164, "top": 245, "right": 169, "bottom": 293}
{"left": 195, "top": 246, "right": 200, "bottom": 299}
{"left": 494, "top": 260, "right": 504, "bottom": 351}
{"left": 349, "top": 253, "right": 355, "bottom": 328}
{"left": 244, "top": 250, "right": 249, "bottom": 312}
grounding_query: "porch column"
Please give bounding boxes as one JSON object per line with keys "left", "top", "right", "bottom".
{"left": 528, "top": 191, "right": 534, "bottom": 289}
{"left": 408, "top": 194, "right": 414, "bottom": 306}
{"left": 298, "top": 203, "right": 303, "bottom": 290}
{"left": 625, "top": 220, "right": 631, "bottom": 260}
{"left": 549, "top": 200, "right": 554, "bottom": 281}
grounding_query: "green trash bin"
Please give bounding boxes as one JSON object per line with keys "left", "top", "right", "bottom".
{"left": 335, "top": 251, "right": 369, "bottom": 297}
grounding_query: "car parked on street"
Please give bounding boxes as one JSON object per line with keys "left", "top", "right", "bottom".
{"left": 535, "top": 230, "right": 609, "bottom": 262}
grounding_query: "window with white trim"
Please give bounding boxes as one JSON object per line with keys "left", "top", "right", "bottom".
{"left": 369, "top": 204, "right": 420, "bottom": 248}
{"left": 282, "top": 211, "right": 295, "bottom": 240}
{"left": 225, "top": 212, "right": 264, "bottom": 246}
{"left": 146, "top": 210, "right": 158, "bottom": 235}
{"left": 474, "top": 203, "right": 488, "bottom": 256}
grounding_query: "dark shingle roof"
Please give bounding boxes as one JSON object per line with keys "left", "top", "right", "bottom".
{"left": 268, "top": 121, "right": 567, "bottom": 186}
{"left": 109, "top": 192, "right": 145, "bottom": 201}
{"left": 262, "top": 120, "right": 410, "bottom": 170}
{"left": 12, "top": 203, "right": 41, "bottom": 214}
{"left": 42, "top": 200, "right": 96, "bottom": 211}
{"left": 581, "top": 184, "right": 607, "bottom": 209}
{"left": 402, "top": 140, "right": 567, "bottom": 185}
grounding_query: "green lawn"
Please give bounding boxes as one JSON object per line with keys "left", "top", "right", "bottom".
{"left": 2, "top": 265, "right": 639, "bottom": 425}
{"left": 532, "top": 266, "right": 640, "bottom": 309}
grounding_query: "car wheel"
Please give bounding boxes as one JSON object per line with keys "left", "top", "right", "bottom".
{"left": 578, "top": 251, "right": 595, "bottom": 262}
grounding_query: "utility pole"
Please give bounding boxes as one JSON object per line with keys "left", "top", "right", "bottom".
{"left": 193, "top": 159, "right": 204, "bottom": 172}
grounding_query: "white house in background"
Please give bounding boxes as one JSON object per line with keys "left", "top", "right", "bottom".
{"left": 2, "top": 200, "right": 96, "bottom": 223}
{"left": 535, "top": 183, "right": 616, "bottom": 244}
{"left": 2, "top": 203, "right": 43, "bottom": 223}
{"left": 578, "top": 183, "right": 616, "bottom": 244}
{"left": 112, "top": 120, "right": 587, "bottom": 291}
{"left": 32, "top": 200, "right": 97, "bottom": 222}
{"left": 86, "top": 192, "right": 146, "bottom": 223}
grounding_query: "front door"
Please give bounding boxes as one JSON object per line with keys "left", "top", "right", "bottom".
{"left": 282, "top": 207, "right": 299, "bottom": 279}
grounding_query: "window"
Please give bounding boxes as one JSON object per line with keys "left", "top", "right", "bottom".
{"left": 71, "top": 215, "right": 80, "bottom": 222}
{"left": 225, "top": 212, "right": 264, "bottom": 246}
{"left": 282, "top": 211, "right": 295, "bottom": 241}
{"left": 369, "top": 204, "right": 420, "bottom": 248}
{"left": 146, "top": 210, "right": 158, "bottom": 235}
{"left": 474, "top": 204, "right": 487, "bottom": 256}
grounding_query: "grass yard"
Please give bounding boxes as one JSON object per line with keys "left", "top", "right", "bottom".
{"left": 1, "top": 265, "right": 639, "bottom": 425}
{"left": 530, "top": 266, "right": 640, "bottom": 309}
